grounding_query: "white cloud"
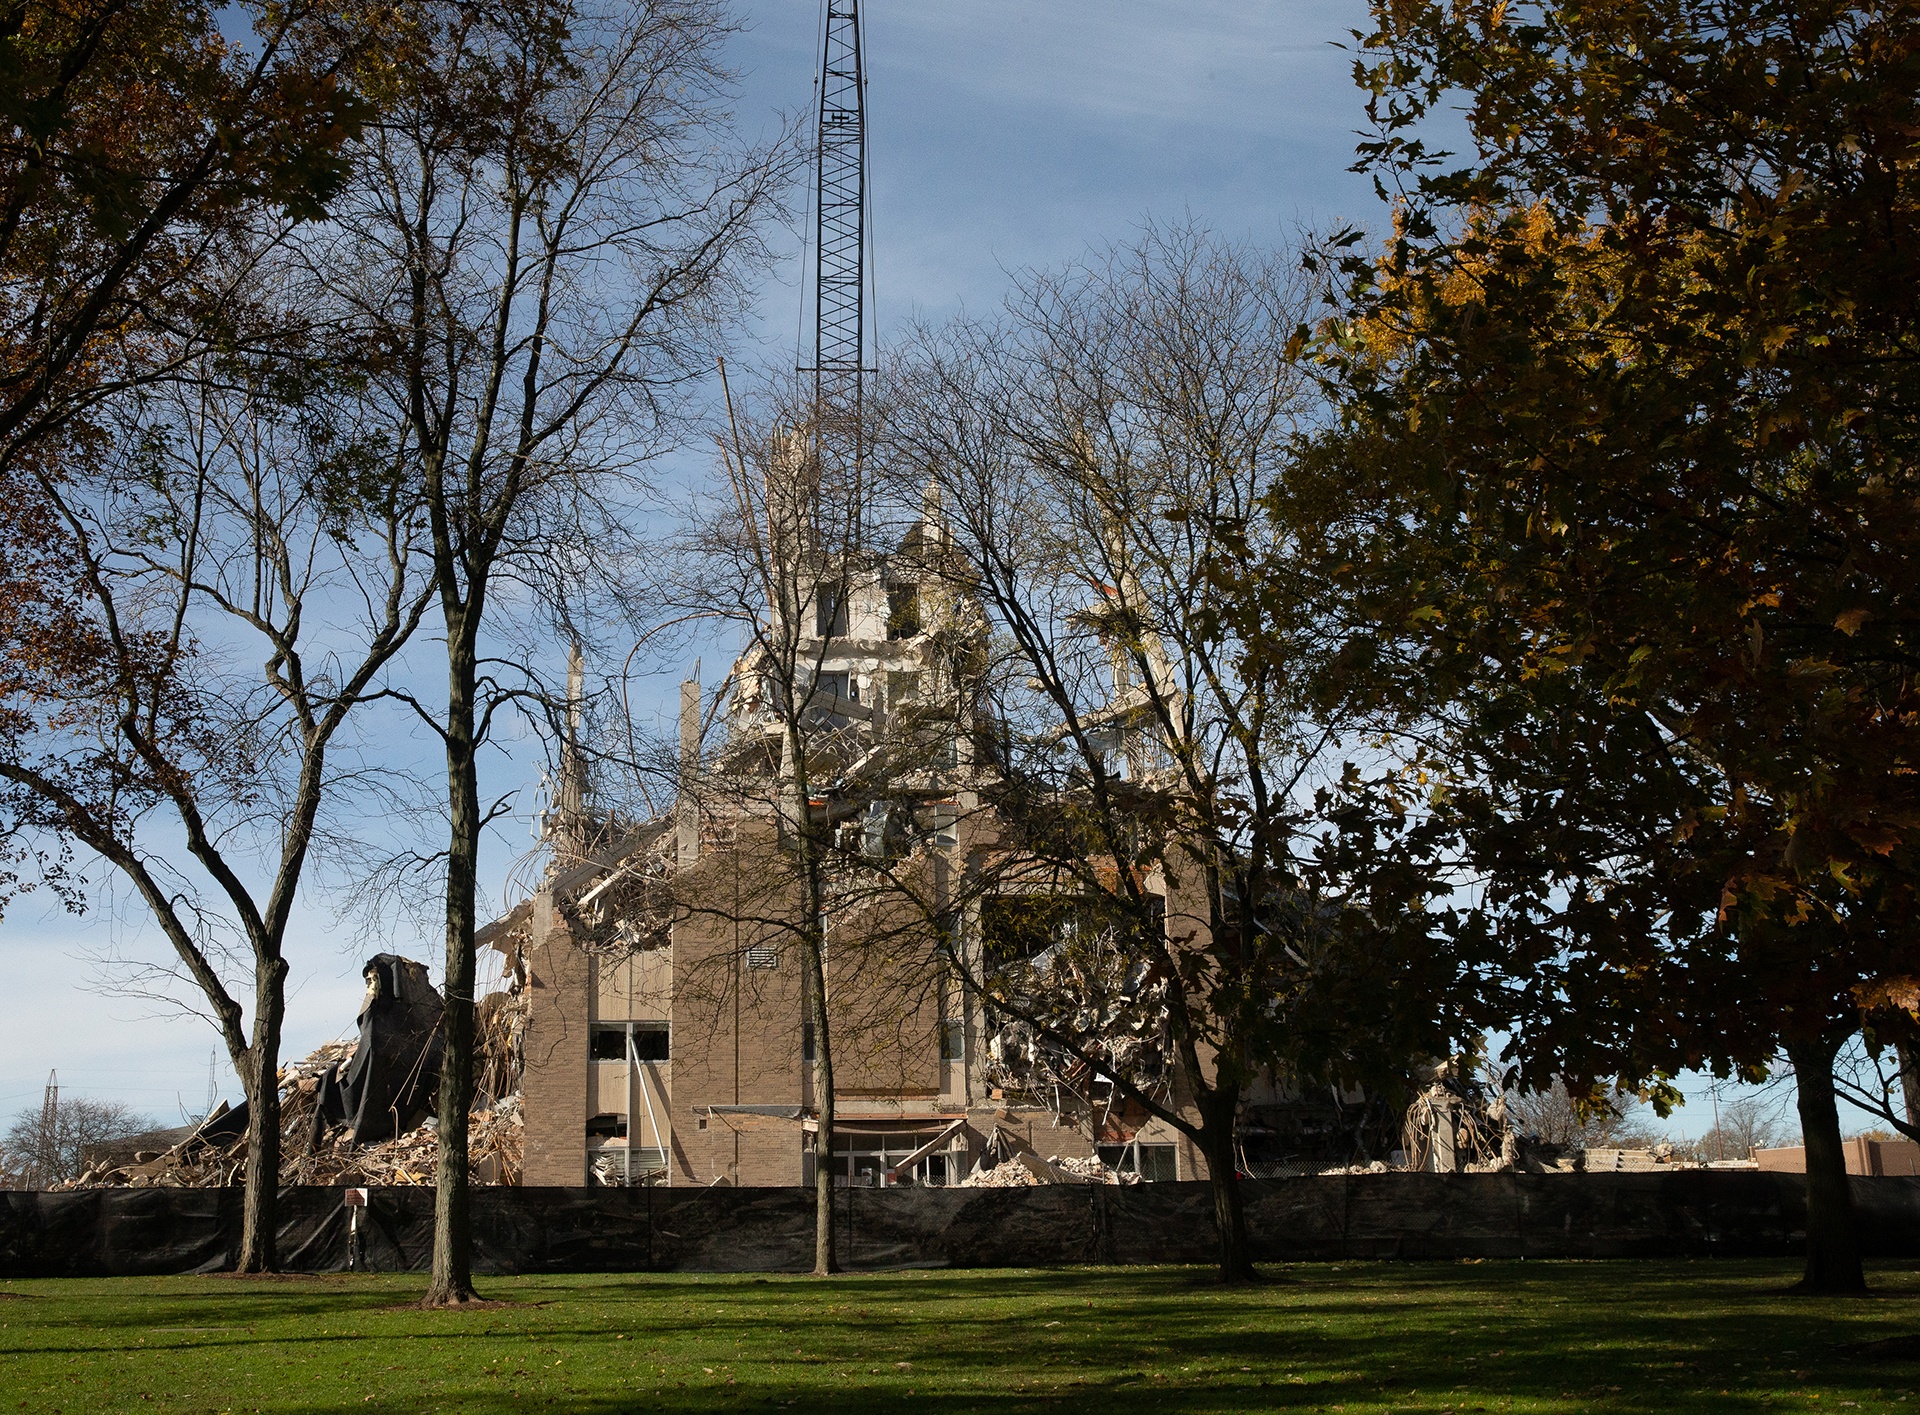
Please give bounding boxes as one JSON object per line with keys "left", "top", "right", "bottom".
{"left": 880, "top": 0, "right": 1365, "bottom": 134}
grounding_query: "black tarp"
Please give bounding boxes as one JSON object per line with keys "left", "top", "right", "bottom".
{"left": 310, "top": 954, "right": 444, "bottom": 1146}
{"left": 3, "top": 1173, "right": 1918, "bottom": 1278}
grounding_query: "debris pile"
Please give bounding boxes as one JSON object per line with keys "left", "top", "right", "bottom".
{"left": 956, "top": 1127, "right": 1141, "bottom": 1186}
{"left": 56, "top": 1072, "right": 525, "bottom": 1191}
{"left": 960, "top": 1155, "right": 1045, "bottom": 1187}
{"left": 1049, "top": 1154, "right": 1139, "bottom": 1184}
{"left": 1319, "top": 1160, "right": 1394, "bottom": 1175}
{"left": 63, "top": 1125, "right": 248, "bottom": 1190}
{"left": 55, "top": 954, "right": 528, "bottom": 1191}
{"left": 285, "top": 1095, "right": 525, "bottom": 1187}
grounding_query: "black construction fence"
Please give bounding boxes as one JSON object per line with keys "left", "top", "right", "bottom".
{"left": 2, "top": 1173, "right": 1917, "bottom": 1279}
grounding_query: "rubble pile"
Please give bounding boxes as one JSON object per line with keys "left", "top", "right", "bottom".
{"left": 286, "top": 1095, "right": 525, "bottom": 1187}
{"left": 960, "top": 1155, "right": 1045, "bottom": 1187}
{"left": 588, "top": 1153, "right": 622, "bottom": 1187}
{"left": 63, "top": 1126, "right": 248, "bottom": 1190}
{"left": 56, "top": 1061, "right": 526, "bottom": 1191}
{"left": 55, "top": 954, "right": 529, "bottom": 1191}
{"left": 957, "top": 1147, "right": 1141, "bottom": 1187}
{"left": 1049, "top": 1154, "right": 1139, "bottom": 1184}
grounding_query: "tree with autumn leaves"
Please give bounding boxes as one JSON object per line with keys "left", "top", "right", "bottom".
{"left": 0, "top": 2, "right": 385, "bottom": 1271}
{"left": 0, "top": 0, "right": 368, "bottom": 467}
{"left": 1282, "top": 0, "right": 1920, "bottom": 1291}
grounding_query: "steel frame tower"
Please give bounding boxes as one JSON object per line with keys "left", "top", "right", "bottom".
{"left": 806, "top": 0, "right": 870, "bottom": 533}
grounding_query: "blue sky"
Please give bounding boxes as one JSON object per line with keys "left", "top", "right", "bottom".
{"left": 736, "top": 0, "right": 1387, "bottom": 350}
{"left": 0, "top": 1, "right": 1859, "bottom": 1147}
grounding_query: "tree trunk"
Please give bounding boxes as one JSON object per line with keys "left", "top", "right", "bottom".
{"left": 1897, "top": 1039, "right": 1920, "bottom": 1132}
{"left": 1198, "top": 1088, "right": 1256, "bottom": 1284}
{"left": 425, "top": 633, "right": 481, "bottom": 1307}
{"left": 805, "top": 927, "right": 837, "bottom": 1275}
{"left": 235, "top": 959, "right": 288, "bottom": 1273}
{"left": 1788, "top": 1034, "right": 1866, "bottom": 1294}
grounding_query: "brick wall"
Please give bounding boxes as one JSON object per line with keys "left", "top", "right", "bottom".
{"left": 521, "top": 895, "right": 591, "bottom": 1186}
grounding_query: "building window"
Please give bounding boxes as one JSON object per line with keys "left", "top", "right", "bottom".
{"left": 587, "top": 1114, "right": 628, "bottom": 1139}
{"left": 590, "top": 1023, "right": 669, "bottom": 1062}
{"left": 815, "top": 583, "right": 848, "bottom": 638}
{"left": 1097, "top": 1140, "right": 1178, "bottom": 1182}
{"left": 830, "top": 1129, "right": 961, "bottom": 1187}
{"left": 746, "top": 945, "right": 779, "bottom": 970}
{"left": 886, "top": 584, "right": 920, "bottom": 639}
{"left": 939, "top": 1018, "right": 965, "bottom": 1062}
{"left": 1138, "top": 1143, "right": 1177, "bottom": 1182}
{"left": 813, "top": 670, "right": 853, "bottom": 704}
{"left": 627, "top": 1146, "right": 668, "bottom": 1175}
{"left": 802, "top": 1022, "right": 815, "bottom": 1062}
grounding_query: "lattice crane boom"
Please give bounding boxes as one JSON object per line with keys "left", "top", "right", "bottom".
{"left": 806, "top": 0, "right": 871, "bottom": 533}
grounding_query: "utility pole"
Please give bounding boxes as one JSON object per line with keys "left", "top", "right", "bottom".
{"left": 37, "top": 1069, "right": 57, "bottom": 1189}
{"left": 804, "top": 0, "right": 871, "bottom": 537}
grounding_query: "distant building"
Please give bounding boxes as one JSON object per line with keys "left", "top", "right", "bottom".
{"left": 1755, "top": 1136, "right": 1920, "bottom": 1177}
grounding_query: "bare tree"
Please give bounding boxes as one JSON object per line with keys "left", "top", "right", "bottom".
{"left": 2, "top": 1092, "right": 155, "bottom": 1189}
{"left": 1505, "top": 1078, "right": 1657, "bottom": 1149}
{"left": 0, "top": 333, "right": 428, "bottom": 1268}
{"left": 659, "top": 374, "right": 955, "bottom": 1272}
{"left": 883, "top": 225, "right": 1458, "bottom": 1282}
{"left": 1689, "top": 1094, "right": 1798, "bottom": 1162}
{"left": 1834, "top": 1025, "right": 1920, "bottom": 1145}
{"left": 311, "top": 0, "right": 794, "bottom": 1304}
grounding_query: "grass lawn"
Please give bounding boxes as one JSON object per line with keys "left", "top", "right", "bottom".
{"left": 0, "top": 1260, "right": 1915, "bottom": 1414}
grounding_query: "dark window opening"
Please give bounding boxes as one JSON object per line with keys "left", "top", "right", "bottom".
{"left": 886, "top": 584, "right": 921, "bottom": 639}
{"left": 939, "top": 1019, "right": 965, "bottom": 1062}
{"left": 802, "top": 1022, "right": 815, "bottom": 1063}
{"left": 1138, "top": 1143, "right": 1177, "bottom": 1182}
{"left": 814, "top": 670, "right": 853, "bottom": 704}
{"left": 590, "top": 1024, "right": 669, "bottom": 1062}
{"left": 587, "top": 1114, "right": 628, "bottom": 1139}
{"left": 814, "top": 583, "right": 848, "bottom": 638}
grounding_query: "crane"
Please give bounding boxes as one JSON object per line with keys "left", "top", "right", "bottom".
{"left": 804, "top": 0, "right": 871, "bottom": 540}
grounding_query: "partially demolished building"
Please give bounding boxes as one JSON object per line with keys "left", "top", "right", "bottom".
{"left": 487, "top": 513, "right": 1208, "bottom": 1189}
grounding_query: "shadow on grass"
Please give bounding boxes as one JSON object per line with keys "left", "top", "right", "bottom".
{"left": 4, "top": 1263, "right": 1917, "bottom": 1414}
